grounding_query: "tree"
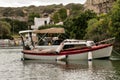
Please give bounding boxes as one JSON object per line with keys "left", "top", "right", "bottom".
{"left": 28, "top": 12, "right": 40, "bottom": 26}
{"left": 52, "top": 8, "right": 67, "bottom": 23}
{"left": 58, "top": 8, "right": 67, "bottom": 21}
{"left": 84, "top": 18, "right": 99, "bottom": 41}
{"left": 65, "top": 3, "right": 83, "bottom": 17}
{"left": 110, "top": 0, "right": 120, "bottom": 50}
{"left": 2, "top": 7, "right": 13, "bottom": 17}
{"left": 84, "top": 16, "right": 112, "bottom": 42}
{"left": 64, "top": 17, "right": 79, "bottom": 39}
{"left": 12, "top": 20, "right": 28, "bottom": 34}
{"left": 0, "top": 21, "right": 11, "bottom": 39}
{"left": 1, "top": 18, "right": 28, "bottom": 34}
{"left": 14, "top": 9, "right": 25, "bottom": 17}
{"left": 110, "top": 0, "right": 120, "bottom": 39}
{"left": 64, "top": 10, "right": 97, "bottom": 39}
{"left": 52, "top": 12, "right": 60, "bottom": 23}
{"left": 42, "top": 7, "right": 55, "bottom": 14}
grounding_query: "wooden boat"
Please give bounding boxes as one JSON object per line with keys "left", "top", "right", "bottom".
{"left": 19, "top": 28, "right": 113, "bottom": 60}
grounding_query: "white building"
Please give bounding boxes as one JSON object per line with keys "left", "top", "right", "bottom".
{"left": 31, "top": 17, "right": 51, "bottom": 30}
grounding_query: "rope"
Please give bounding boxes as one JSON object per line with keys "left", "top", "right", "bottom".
{"left": 96, "top": 37, "right": 115, "bottom": 44}
{"left": 110, "top": 50, "right": 120, "bottom": 60}
{"left": 113, "top": 49, "right": 120, "bottom": 56}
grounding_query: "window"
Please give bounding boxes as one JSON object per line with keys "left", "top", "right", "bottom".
{"left": 44, "top": 20, "right": 47, "bottom": 25}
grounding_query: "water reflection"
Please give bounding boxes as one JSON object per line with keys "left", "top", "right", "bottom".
{"left": 22, "top": 60, "right": 116, "bottom": 80}
{"left": 0, "top": 49, "right": 120, "bottom": 80}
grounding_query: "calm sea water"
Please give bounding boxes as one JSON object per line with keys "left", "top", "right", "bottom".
{"left": 0, "top": 48, "right": 120, "bottom": 80}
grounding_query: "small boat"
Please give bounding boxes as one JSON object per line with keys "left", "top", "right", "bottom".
{"left": 19, "top": 28, "right": 113, "bottom": 60}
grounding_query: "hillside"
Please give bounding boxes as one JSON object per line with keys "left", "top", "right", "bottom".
{"left": 0, "top": 3, "right": 83, "bottom": 21}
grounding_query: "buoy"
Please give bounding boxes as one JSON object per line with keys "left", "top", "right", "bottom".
{"left": 88, "top": 51, "right": 92, "bottom": 61}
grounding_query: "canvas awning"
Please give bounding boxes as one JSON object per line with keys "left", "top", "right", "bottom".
{"left": 19, "top": 30, "right": 33, "bottom": 34}
{"left": 33, "top": 28, "right": 65, "bottom": 34}
{"left": 19, "top": 28, "right": 65, "bottom": 34}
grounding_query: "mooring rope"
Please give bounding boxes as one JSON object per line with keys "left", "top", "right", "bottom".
{"left": 113, "top": 49, "right": 120, "bottom": 56}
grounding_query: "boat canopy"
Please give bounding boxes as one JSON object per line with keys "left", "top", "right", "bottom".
{"left": 19, "top": 28, "right": 65, "bottom": 34}
{"left": 19, "top": 30, "right": 34, "bottom": 34}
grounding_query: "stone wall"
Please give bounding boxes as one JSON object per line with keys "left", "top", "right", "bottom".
{"left": 84, "top": 0, "right": 116, "bottom": 14}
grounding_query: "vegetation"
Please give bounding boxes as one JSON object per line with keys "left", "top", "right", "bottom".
{"left": 52, "top": 12, "right": 60, "bottom": 23}
{"left": 2, "top": 7, "right": 25, "bottom": 17}
{"left": 65, "top": 3, "right": 84, "bottom": 17}
{"left": 52, "top": 8, "right": 67, "bottom": 23}
{"left": 64, "top": 10, "right": 97, "bottom": 39}
{"left": 84, "top": 0, "right": 120, "bottom": 50}
{"left": 84, "top": 14, "right": 112, "bottom": 42}
{"left": 0, "top": 21, "right": 12, "bottom": 39}
{"left": 28, "top": 12, "right": 40, "bottom": 26}
{"left": 110, "top": 0, "right": 120, "bottom": 51}
{"left": 1, "top": 18, "right": 28, "bottom": 34}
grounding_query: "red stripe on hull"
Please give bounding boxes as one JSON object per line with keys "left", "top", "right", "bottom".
{"left": 22, "top": 44, "right": 112, "bottom": 56}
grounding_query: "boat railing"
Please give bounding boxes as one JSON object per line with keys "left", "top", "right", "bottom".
{"left": 96, "top": 37, "right": 115, "bottom": 45}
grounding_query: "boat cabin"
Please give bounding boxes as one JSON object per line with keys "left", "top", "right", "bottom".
{"left": 62, "top": 39, "right": 95, "bottom": 50}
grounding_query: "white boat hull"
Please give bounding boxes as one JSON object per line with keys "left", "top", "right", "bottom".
{"left": 23, "top": 46, "right": 113, "bottom": 60}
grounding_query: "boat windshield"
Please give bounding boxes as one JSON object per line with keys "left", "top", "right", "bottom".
{"left": 63, "top": 44, "right": 87, "bottom": 50}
